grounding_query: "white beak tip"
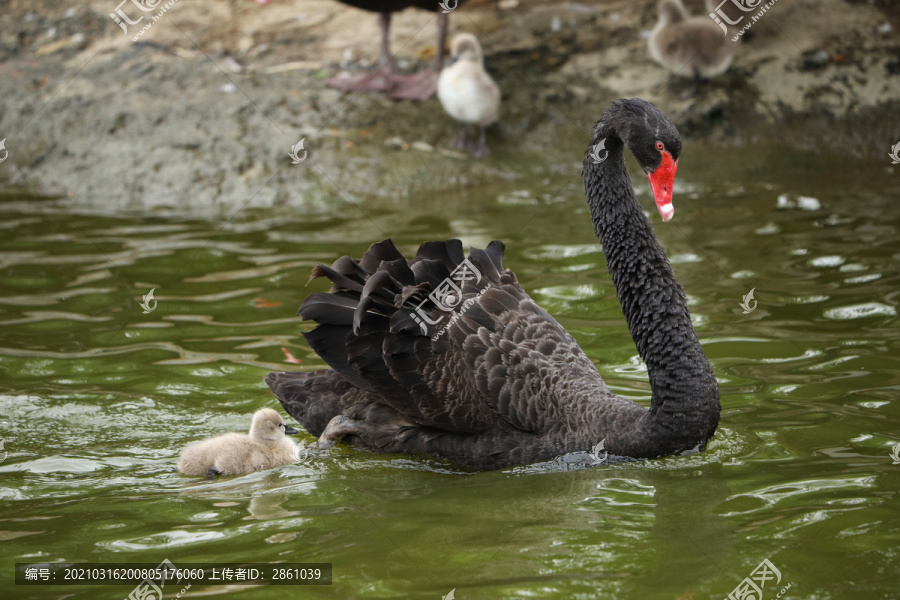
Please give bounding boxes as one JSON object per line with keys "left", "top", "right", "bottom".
{"left": 659, "top": 203, "right": 674, "bottom": 222}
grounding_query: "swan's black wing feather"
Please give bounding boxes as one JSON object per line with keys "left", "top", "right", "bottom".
{"left": 272, "top": 239, "right": 611, "bottom": 445}
{"left": 359, "top": 238, "right": 405, "bottom": 273}
{"left": 297, "top": 292, "right": 357, "bottom": 325}
{"left": 301, "top": 325, "right": 373, "bottom": 392}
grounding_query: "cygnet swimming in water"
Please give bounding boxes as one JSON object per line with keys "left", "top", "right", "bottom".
{"left": 437, "top": 33, "right": 500, "bottom": 158}
{"left": 177, "top": 408, "right": 300, "bottom": 478}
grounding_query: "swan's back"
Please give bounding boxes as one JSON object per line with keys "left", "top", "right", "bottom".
{"left": 266, "top": 240, "right": 630, "bottom": 469}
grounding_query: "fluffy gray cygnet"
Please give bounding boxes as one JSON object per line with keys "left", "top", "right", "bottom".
{"left": 177, "top": 408, "right": 300, "bottom": 478}
{"left": 648, "top": 0, "right": 737, "bottom": 98}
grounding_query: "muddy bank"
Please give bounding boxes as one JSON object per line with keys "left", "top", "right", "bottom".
{"left": 0, "top": 0, "right": 898, "bottom": 211}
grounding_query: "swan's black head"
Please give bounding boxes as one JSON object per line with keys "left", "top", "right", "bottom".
{"left": 592, "top": 98, "right": 682, "bottom": 221}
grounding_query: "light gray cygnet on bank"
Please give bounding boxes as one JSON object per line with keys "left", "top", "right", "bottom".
{"left": 437, "top": 33, "right": 501, "bottom": 158}
{"left": 648, "top": 0, "right": 736, "bottom": 98}
{"left": 177, "top": 408, "right": 299, "bottom": 478}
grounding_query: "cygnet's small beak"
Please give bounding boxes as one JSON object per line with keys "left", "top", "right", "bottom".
{"left": 445, "top": 55, "right": 458, "bottom": 67}
{"left": 284, "top": 425, "right": 299, "bottom": 435}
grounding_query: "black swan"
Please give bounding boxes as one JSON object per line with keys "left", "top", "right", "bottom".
{"left": 266, "top": 99, "right": 720, "bottom": 470}
{"left": 327, "top": 0, "right": 469, "bottom": 100}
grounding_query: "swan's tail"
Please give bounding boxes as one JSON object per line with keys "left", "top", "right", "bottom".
{"left": 265, "top": 370, "right": 349, "bottom": 437}
{"left": 265, "top": 238, "right": 510, "bottom": 437}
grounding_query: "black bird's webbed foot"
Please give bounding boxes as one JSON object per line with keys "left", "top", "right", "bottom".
{"left": 471, "top": 125, "right": 490, "bottom": 158}
{"left": 317, "top": 415, "right": 365, "bottom": 449}
{"left": 450, "top": 123, "right": 468, "bottom": 151}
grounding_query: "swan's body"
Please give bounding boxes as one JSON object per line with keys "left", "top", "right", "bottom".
{"left": 648, "top": 0, "right": 735, "bottom": 95}
{"left": 437, "top": 33, "right": 500, "bottom": 157}
{"left": 267, "top": 99, "right": 720, "bottom": 470}
{"left": 177, "top": 408, "right": 299, "bottom": 477}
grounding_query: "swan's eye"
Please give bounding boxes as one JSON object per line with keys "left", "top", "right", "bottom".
{"left": 655, "top": 141, "right": 665, "bottom": 151}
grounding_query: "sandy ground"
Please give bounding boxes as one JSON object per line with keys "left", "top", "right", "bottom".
{"left": 0, "top": 0, "right": 898, "bottom": 210}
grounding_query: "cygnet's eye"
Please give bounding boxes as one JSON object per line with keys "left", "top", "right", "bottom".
{"left": 655, "top": 141, "right": 665, "bottom": 151}
{"left": 278, "top": 423, "right": 283, "bottom": 428}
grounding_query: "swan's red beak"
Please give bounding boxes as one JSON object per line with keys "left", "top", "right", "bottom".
{"left": 648, "top": 152, "right": 678, "bottom": 222}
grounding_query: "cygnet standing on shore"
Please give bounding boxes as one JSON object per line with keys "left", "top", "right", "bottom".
{"left": 437, "top": 33, "right": 500, "bottom": 158}
{"left": 648, "top": 0, "right": 736, "bottom": 98}
{"left": 177, "top": 408, "right": 300, "bottom": 478}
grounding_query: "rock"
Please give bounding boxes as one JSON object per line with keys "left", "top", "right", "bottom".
{"left": 0, "top": 0, "right": 897, "bottom": 210}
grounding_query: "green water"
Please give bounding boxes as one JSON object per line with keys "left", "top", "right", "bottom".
{"left": 1, "top": 145, "right": 899, "bottom": 600}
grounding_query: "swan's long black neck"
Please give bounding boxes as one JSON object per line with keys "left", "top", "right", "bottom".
{"left": 583, "top": 125, "right": 719, "bottom": 454}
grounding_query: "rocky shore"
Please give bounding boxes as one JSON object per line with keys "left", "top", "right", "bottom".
{"left": 0, "top": 0, "right": 898, "bottom": 211}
